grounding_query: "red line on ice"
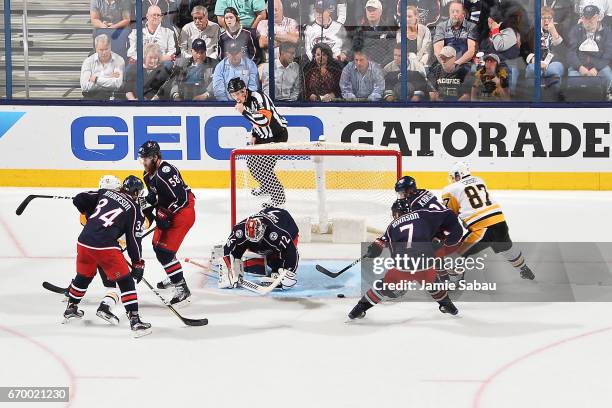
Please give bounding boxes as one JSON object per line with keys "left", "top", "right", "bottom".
{"left": 0, "top": 215, "right": 27, "bottom": 257}
{"left": 0, "top": 325, "right": 77, "bottom": 408}
{"left": 472, "top": 326, "right": 612, "bottom": 408}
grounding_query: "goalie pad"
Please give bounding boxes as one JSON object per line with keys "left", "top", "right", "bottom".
{"left": 218, "top": 255, "right": 244, "bottom": 289}
{"left": 271, "top": 268, "right": 297, "bottom": 289}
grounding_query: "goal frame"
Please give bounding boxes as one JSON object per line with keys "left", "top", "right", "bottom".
{"left": 230, "top": 145, "right": 403, "bottom": 227}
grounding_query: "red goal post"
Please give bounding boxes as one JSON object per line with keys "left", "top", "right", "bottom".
{"left": 230, "top": 142, "right": 403, "bottom": 232}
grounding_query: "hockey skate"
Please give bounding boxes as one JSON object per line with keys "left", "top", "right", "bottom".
{"left": 169, "top": 279, "right": 191, "bottom": 307}
{"left": 63, "top": 303, "right": 84, "bottom": 323}
{"left": 438, "top": 298, "right": 459, "bottom": 315}
{"left": 127, "top": 311, "right": 152, "bottom": 338}
{"left": 348, "top": 300, "right": 372, "bottom": 320}
{"left": 96, "top": 302, "right": 120, "bottom": 325}
{"left": 157, "top": 277, "right": 173, "bottom": 289}
{"left": 520, "top": 265, "right": 535, "bottom": 280}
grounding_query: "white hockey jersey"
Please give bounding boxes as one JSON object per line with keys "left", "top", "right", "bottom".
{"left": 441, "top": 175, "right": 506, "bottom": 232}
{"left": 303, "top": 20, "right": 348, "bottom": 61}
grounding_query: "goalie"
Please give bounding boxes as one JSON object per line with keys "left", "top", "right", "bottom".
{"left": 218, "top": 207, "right": 299, "bottom": 290}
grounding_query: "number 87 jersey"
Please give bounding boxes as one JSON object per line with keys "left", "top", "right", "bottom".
{"left": 441, "top": 175, "right": 506, "bottom": 232}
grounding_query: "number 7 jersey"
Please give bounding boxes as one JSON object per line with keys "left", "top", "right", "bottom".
{"left": 441, "top": 175, "right": 506, "bottom": 232}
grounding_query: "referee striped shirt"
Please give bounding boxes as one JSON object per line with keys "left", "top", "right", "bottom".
{"left": 241, "top": 90, "right": 288, "bottom": 144}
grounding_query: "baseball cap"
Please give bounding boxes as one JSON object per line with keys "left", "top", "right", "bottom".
{"left": 439, "top": 46, "right": 457, "bottom": 59}
{"left": 582, "top": 4, "right": 600, "bottom": 18}
{"left": 484, "top": 53, "right": 500, "bottom": 64}
{"left": 226, "top": 41, "right": 242, "bottom": 54}
{"left": 365, "top": 0, "right": 382, "bottom": 10}
{"left": 315, "top": 0, "right": 333, "bottom": 12}
{"left": 192, "top": 38, "right": 207, "bottom": 52}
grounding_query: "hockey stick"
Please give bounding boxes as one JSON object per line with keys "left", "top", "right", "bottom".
{"left": 315, "top": 255, "right": 366, "bottom": 278}
{"left": 16, "top": 195, "right": 73, "bottom": 215}
{"left": 139, "top": 277, "right": 208, "bottom": 326}
{"left": 42, "top": 227, "right": 157, "bottom": 295}
{"left": 184, "top": 257, "right": 287, "bottom": 295}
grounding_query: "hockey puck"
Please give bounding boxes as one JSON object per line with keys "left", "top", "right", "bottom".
{"left": 337, "top": 293, "right": 345, "bottom": 298}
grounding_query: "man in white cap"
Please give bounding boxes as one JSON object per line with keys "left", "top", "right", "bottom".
{"left": 351, "top": 0, "right": 396, "bottom": 66}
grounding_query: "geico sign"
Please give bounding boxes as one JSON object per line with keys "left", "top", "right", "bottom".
{"left": 341, "top": 121, "right": 611, "bottom": 158}
{"left": 70, "top": 115, "right": 323, "bottom": 161}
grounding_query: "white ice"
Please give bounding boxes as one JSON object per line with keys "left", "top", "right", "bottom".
{"left": 1, "top": 188, "right": 611, "bottom": 408}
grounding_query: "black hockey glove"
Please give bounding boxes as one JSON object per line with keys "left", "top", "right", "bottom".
{"left": 156, "top": 207, "right": 173, "bottom": 230}
{"left": 365, "top": 239, "right": 384, "bottom": 258}
{"left": 131, "top": 260, "right": 145, "bottom": 283}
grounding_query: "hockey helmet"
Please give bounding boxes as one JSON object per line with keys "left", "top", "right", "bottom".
{"left": 245, "top": 217, "right": 266, "bottom": 242}
{"left": 227, "top": 77, "right": 246, "bottom": 94}
{"left": 99, "top": 175, "right": 121, "bottom": 191}
{"left": 121, "top": 175, "right": 144, "bottom": 198}
{"left": 391, "top": 198, "right": 411, "bottom": 219}
{"left": 138, "top": 140, "right": 161, "bottom": 159}
{"left": 448, "top": 162, "right": 470, "bottom": 183}
{"left": 394, "top": 176, "right": 418, "bottom": 199}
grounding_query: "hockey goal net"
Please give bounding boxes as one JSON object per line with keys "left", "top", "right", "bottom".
{"left": 230, "top": 142, "right": 402, "bottom": 241}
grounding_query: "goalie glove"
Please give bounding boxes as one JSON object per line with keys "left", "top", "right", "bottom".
{"left": 274, "top": 268, "right": 297, "bottom": 289}
{"left": 365, "top": 239, "right": 385, "bottom": 258}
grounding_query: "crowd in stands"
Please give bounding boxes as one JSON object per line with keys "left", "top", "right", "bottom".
{"left": 80, "top": 0, "right": 612, "bottom": 102}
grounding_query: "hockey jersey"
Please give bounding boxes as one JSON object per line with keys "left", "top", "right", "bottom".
{"left": 224, "top": 207, "right": 299, "bottom": 271}
{"left": 74, "top": 189, "right": 144, "bottom": 263}
{"left": 304, "top": 20, "right": 348, "bottom": 61}
{"left": 441, "top": 175, "right": 506, "bottom": 232}
{"left": 143, "top": 160, "right": 192, "bottom": 214}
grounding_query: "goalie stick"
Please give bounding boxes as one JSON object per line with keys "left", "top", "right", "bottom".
{"left": 16, "top": 195, "right": 73, "bottom": 215}
{"left": 42, "top": 227, "right": 156, "bottom": 295}
{"left": 184, "top": 257, "right": 288, "bottom": 295}
{"left": 315, "top": 255, "right": 366, "bottom": 278}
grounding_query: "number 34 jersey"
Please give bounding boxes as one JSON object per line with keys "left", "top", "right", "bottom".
{"left": 74, "top": 189, "right": 144, "bottom": 263}
{"left": 441, "top": 175, "right": 506, "bottom": 232}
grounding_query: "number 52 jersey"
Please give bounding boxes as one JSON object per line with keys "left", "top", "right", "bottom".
{"left": 441, "top": 175, "right": 505, "bottom": 232}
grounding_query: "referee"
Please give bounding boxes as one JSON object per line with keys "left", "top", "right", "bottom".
{"left": 228, "top": 77, "right": 288, "bottom": 207}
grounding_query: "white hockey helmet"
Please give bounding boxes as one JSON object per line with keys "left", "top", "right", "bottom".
{"left": 448, "top": 162, "right": 470, "bottom": 183}
{"left": 99, "top": 174, "right": 122, "bottom": 190}
{"left": 245, "top": 217, "right": 266, "bottom": 242}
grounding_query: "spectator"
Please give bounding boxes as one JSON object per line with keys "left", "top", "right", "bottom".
{"left": 395, "top": 0, "right": 441, "bottom": 28}
{"left": 125, "top": 43, "right": 173, "bottom": 100}
{"left": 346, "top": 0, "right": 393, "bottom": 29}
{"left": 177, "top": 0, "right": 217, "bottom": 28}
{"left": 179, "top": 6, "right": 220, "bottom": 60}
{"left": 567, "top": 5, "right": 612, "bottom": 87}
{"left": 396, "top": 5, "right": 432, "bottom": 75}
{"left": 128, "top": 6, "right": 178, "bottom": 63}
{"left": 214, "top": 0, "right": 266, "bottom": 29}
{"left": 256, "top": 0, "right": 299, "bottom": 62}
{"left": 141, "top": 0, "right": 179, "bottom": 29}
{"left": 212, "top": 41, "right": 259, "bottom": 100}
{"left": 525, "top": 7, "right": 565, "bottom": 93}
{"left": 471, "top": 53, "right": 510, "bottom": 100}
{"left": 90, "top": 0, "right": 131, "bottom": 60}
{"left": 260, "top": 42, "right": 301, "bottom": 101}
{"left": 352, "top": 0, "right": 397, "bottom": 67}
{"left": 383, "top": 44, "right": 428, "bottom": 101}
{"left": 463, "top": 0, "right": 499, "bottom": 40}
{"left": 80, "top": 34, "right": 125, "bottom": 100}
{"left": 304, "top": 0, "right": 350, "bottom": 62}
{"left": 303, "top": 43, "right": 343, "bottom": 101}
{"left": 479, "top": 7, "right": 523, "bottom": 93}
{"left": 577, "top": 0, "right": 611, "bottom": 26}
{"left": 170, "top": 38, "right": 218, "bottom": 100}
{"left": 340, "top": 48, "right": 385, "bottom": 100}
{"left": 433, "top": 0, "right": 478, "bottom": 65}
{"left": 218, "top": 7, "right": 259, "bottom": 62}
{"left": 426, "top": 45, "right": 471, "bottom": 101}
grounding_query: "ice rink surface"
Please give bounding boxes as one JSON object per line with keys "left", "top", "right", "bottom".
{"left": 1, "top": 188, "right": 612, "bottom": 408}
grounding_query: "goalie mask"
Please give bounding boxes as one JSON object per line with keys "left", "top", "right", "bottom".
{"left": 245, "top": 217, "right": 266, "bottom": 242}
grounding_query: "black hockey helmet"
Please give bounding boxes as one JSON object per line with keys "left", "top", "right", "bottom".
{"left": 122, "top": 175, "right": 144, "bottom": 198}
{"left": 138, "top": 140, "right": 161, "bottom": 159}
{"left": 227, "top": 77, "right": 246, "bottom": 94}
{"left": 394, "top": 176, "right": 418, "bottom": 199}
{"left": 391, "top": 198, "right": 410, "bottom": 219}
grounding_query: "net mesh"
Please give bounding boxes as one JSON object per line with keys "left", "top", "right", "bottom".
{"left": 232, "top": 142, "right": 401, "bottom": 234}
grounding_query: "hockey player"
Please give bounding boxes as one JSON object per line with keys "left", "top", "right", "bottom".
{"left": 441, "top": 162, "right": 535, "bottom": 280}
{"left": 228, "top": 77, "right": 288, "bottom": 207}
{"left": 348, "top": 197, "right": 463, "bottom": 320}
{"left": 221, "top": 207, "right": 299, "bottom": 290}
{"left": 139, "top": 140, "right": 196, "bottom": 306}
{"left": 72, "top": 174, "right": 124, "bottom": 324}
{"left": 394, "top": 175, "right": 446, "bottom": 210}
{"left": 65, "top": 176, "right": 151, "bottom": 338}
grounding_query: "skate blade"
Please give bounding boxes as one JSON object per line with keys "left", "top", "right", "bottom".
{"left": 132, "top": 328, "right": 152, "bottom": 338}
{"left": 62, "top": 315, "right": 84, "bottom": 324}
{"left": 96, "top": 311, "right": 120, "bottom": 325}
